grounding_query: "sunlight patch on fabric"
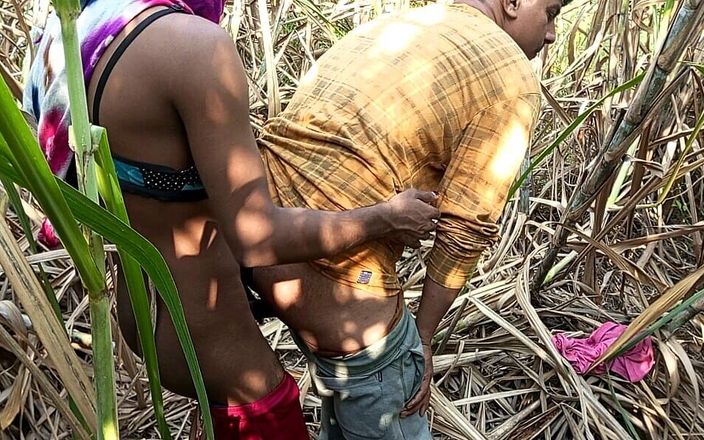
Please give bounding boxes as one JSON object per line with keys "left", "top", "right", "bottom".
{"left": 370, "top": 22, "right": 420, "bottom": 57}
{"left": 488, "top": 117, "right": 529, "bottom": 182}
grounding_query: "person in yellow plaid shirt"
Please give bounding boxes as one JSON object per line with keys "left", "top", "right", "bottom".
{"left": 254, "top": 0, "right": 564, "bottom": 437}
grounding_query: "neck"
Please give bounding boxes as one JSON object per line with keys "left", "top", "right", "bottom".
{"left": 452, "top": 0, "right": 503, "bottom": 25}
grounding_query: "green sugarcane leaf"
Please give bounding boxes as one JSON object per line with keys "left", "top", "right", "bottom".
{"left": 0, "top": 177, "right": 35, "bottom": 251}
{"left": 0, "top": 115, "right": 213, "bottom": 440}
{"left": 93, "top": 126, "right": 172, "bottom": 440}
{"left": 0, "top": 69, "right": 104, "bottom": 296}
{"left": 609, "top": 287, "right": 704, "bottom": 359}
{"left": 1, "top": 78, "right": 102, "bottom": 432}
{"left": 1, "top": 64, "right": 212, "bottom": 437}
{"left": 53, "top": 2, "right": 119, "bottom": 436}
{"left": 0, "top": 175, "right": 65, "bottom": 320}
{"left": 606, "top": 375, "right": 640, "bottom": 440}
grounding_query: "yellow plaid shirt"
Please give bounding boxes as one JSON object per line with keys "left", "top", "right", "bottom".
{"left": 259, "top": 3, "right": 540, "bottom": 294}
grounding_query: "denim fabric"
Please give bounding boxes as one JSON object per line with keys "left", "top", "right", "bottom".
{"left": 297, "top": 310, "right": 431, "bottom": 440}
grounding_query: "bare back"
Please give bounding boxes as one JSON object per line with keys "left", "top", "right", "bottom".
{"left": 86, "top": 7, "right": 282, "bottom": 404}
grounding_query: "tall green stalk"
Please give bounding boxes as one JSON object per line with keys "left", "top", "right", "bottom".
{"left": 0, "top": 66, "right": 101, "bottom": 437}
{"left": 54, "top": 0, "right": 118, "bottom": 438}
{"left": 1, "top": 0, "right": 215, "bottom": 435}
{"left": 0, "top": 131, "right": 214, "bottom": 439}
{"left": 93, "top": 126, "right": 171, "bottom": 439}
{"left": 531, "top": 0, "right": 704, "bottom": 292}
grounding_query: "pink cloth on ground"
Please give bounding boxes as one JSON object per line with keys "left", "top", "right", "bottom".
{"left": 551, "top": 321, "right": 654, "bottom": 382}
{"left": 38, "top": 219, "right": 61, "bottom": 249}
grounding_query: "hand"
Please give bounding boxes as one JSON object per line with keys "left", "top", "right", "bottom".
{"left": 401, "top": 342, "right": 433, "bottom": 417}
{"left": 384, "top": 189, "right": 440, "bottom": 248}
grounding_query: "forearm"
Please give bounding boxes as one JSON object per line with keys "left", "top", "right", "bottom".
{"left": 235, "top": 202, "right": 391, "bottom": 267}
{"left": 235, "top": 188, "right": 437, "bottom": 267}
{"left": 415, "top": 276, "right": 463, "bottom": 344}
{"left": 269, "top": 204, "right": 391, "bottom": 264}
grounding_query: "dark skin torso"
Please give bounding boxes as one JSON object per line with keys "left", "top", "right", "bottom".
{"left": 254, "top": 263, "right": 400, "bottom": 354}
{"left": 85, "top": 7, "right": 439, "bottom": 405}
{"left": 87, "top": 7, "right": 283, "bottom": 404}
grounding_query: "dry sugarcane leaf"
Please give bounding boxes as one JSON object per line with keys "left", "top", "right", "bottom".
{"left": 667, "top": 338, "right": 700, "bottom": 429}
{"left": 0, "top": 62, "right": 21, "bottom": 101}
{"left": 0, "top": 300, "right": 28, "bottom": 341}
{"left": 481, "top": 211, "right": 526, "bottom": 273}
{"left": 452, "top": 388, "right": 538, "bottom": 406}
{"left": 639, "top": 382, "right": 685, "bottom": 439}
{"left": 0, "top": 363, "right": 29, "bottom": 429}
{"left": 559, "top": 403, "right": 587, "bottom": 440}
{"left": 0, "top": 218, "right": 97, "bottom": 431}
{"left": 563, "top": 225, "right": 669, "bottom": 292}
{"left": 589, "top": 264, "right": 704, "bottom": 372}
{"left": 433, "top": 350, "right": 501, "bottom": 374}
{"left": 467, "top": 296, "right": 555, "bottom": 367}
{"left": 486, "top": 399, "right": 541, "bottom": 440}
{"left": 0, "top": 324, "right": 91, "bottom": 440}
{"left": 297, "top": 368, "right": 311, "bottom": 408}
{"left": 657, "top": 339, "right": 681, "bottom": 405}
{"left": 573, "top": 375, "right": 634, "bottom": 439}
{"left": 508, "top": 403, "right": 562, "bottom": 440}
{"left": 429, "top": 382, "right": 487, "bottom": 440}
{"left": 516, "top": 251, "right": 579, "bottom": 392}
{"left": 260, "top": 317, "right": 284, "bottom": 338}
{"left": 256, "top": 0, "right": 281, "bottom": 117}
{"left": 611, "top": 222, "right": 704, "bottom": 252}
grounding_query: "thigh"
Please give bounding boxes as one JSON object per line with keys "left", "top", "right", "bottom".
{"left": 314, "top": 347, "right": 428, "bottom": 440}
{"left": 384, "top": 344, "right": 431, "bottom": 440}
{"left": 319, "top": 394, "right": 345, "bottom": 440}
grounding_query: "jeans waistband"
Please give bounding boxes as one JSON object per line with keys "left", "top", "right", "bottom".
{"left": 297, "top": 307, "right": 418, "bottom": 377}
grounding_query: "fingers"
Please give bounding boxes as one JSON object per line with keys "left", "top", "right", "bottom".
{"left": 415, "top": 192, "right": 441, "bottom": 220}
{"left": 424, "top": 205, "right": 441, "bottom": 221}
{"left": 397, "top": 231, "right": 431, "bottom": 248}
{"left": 400, "top": 388, "right": 428, "bottom": 417}
{"left": 413, "top": 190, "right": 439, "bottom": 205}
{"left": 421, "top": 397, "right": 430, "bottom": 416}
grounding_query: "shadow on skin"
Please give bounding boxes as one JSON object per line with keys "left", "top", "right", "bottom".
{"left": 115, "top": 198, "right": 282, "bottom": 405}
{"left": 252, "top": 262, "right": 397, "bottom": 355}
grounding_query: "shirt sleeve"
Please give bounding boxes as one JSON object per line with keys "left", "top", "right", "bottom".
{"left": 426, "top": 92, "right": 541, "bottom": 289}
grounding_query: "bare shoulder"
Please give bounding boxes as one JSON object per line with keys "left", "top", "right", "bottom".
{"left": 140, "top": 13, "right": 244, "bottom": 93}
{"left": 156, "top": 13, "right": 234, "bottom": 56}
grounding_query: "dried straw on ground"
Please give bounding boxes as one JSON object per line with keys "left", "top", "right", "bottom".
{"left": 2, "top": 0, "right": 704, "bottom": 439}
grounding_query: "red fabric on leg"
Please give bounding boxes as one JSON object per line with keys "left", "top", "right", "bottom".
{"left": 210, "top": 373, "right": 309, "bottom": 440}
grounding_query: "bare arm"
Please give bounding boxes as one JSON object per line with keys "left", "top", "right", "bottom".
{"left": 415, "top": 278, "right": 461, "bottom": 344}
{"left": 164, "top": 17, "right": 438, "bottom": 267}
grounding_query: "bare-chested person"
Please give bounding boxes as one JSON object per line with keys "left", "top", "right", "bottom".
{"left": 23, "top": 1, "right": 439, "bottom": 438}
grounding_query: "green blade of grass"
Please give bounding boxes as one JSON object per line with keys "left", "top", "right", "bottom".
{"left": 0, "top": 92, "right": 213, "bottom": 440}
{"left": 93, "top": 126, "right": 171, "bottom": 440}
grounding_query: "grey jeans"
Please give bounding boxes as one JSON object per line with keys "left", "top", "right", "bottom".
{"left": 297, "top": 309, "right": 432, "bottom": 440}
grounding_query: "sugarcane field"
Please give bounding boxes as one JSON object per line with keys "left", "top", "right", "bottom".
{"left": 1, "top": 0, "right": 704, "bottom": 439}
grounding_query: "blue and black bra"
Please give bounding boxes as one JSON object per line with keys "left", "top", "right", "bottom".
{"left": 91, "top": 5, "right": 207, "bottom": 202}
